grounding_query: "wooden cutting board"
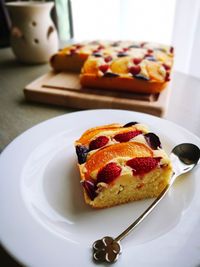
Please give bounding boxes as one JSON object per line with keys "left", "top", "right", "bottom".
{"left": 24, "top": 71, "right": 171, "bottom": 117}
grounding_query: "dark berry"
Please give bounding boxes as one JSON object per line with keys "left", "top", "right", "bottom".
{"left": 82, "top": 179, "right": 97, "bottom": 200}
{"left": 103, "top": 72, "right": 119, "bottom": 78}
{"left": 75, "top": 145, "right": 89, "bottom": 164}
{"left": 134, "top": 74, "right": 150, "bottom": 81}
{"left": 145, "top": 56, "right": 156, "bottom": 62}
{"left": 123, "top": 122, "right": 139, "bottom": 127}
{"left": 170, "top": 46, "right": 174, "bottom": 54}
{"left": 92, "top": 52, "right": 102, "bottom": 57}
{"left": 144, "top": 133, "right": 162, "bottom": 150}
{"left": 165, "top": 72, "right": 170, "bottom": 81}
{"left": 117, "top": 52, "right": 128, "bottom": 57}
{"left": 129, "top": 44, "right": 140, "bottom": 48}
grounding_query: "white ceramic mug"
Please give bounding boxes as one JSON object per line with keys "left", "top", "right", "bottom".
{"left": 6, "top": 1, "right": 59, "bottom": 64}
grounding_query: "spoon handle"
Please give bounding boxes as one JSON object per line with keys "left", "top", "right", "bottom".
{"left": 115, "top": 172, "right": 176, "bottom": 242}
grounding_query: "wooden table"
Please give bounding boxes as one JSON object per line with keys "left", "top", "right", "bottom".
{"left": 0, "top": 47, "right": 200, "bottom": 266}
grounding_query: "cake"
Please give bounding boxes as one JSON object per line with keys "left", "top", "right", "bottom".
{"left": 50, "top": 40, "right": 173, "bottom": 94}
{"left": 75, "top": 122, "right": 173, "bottom": 208}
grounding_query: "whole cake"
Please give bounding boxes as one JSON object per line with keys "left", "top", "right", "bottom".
{"left": 50, "top": 40, "right": 174, "bottom": 94}
{"left": 75, "top": 122, "right": 173, "bottom": 208}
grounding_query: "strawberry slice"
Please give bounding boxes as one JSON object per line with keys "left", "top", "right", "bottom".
{"left": 97, "top": 162, "right": 122, "bottom": 184}
{"left": 89, "top": 136, "right": 109, "bottom": 151}
{"left": 126, "top": 157, "right": 161, "bottom": 175}
{"left": 114, "top": 130, "right": 142, "bottom": 142}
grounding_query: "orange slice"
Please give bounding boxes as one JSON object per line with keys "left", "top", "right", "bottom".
{"left": 76, "top": 124, "right": 121, "bottom": 145}
{"left": 110, "top": 57, "right": 130, "bottom": 74}
{"left": 85, "top": 142, "right": 153, "bottom": 176}
{"left": 82, "top": 58, "right": 99, "bottom": 75}
{"left": 76, "top": 125, "right": 140, "bottom": 145}
{"left": 146, "top": 61, "right": 165, "bottom": 82}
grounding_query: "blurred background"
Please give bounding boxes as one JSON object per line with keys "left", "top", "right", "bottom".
{"left": 1, "top": 0, "right": 200, "bottom": 78}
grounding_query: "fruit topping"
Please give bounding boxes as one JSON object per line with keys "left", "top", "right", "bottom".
{"left": 85, "top": 142, "right": 153, "bottom": 175}
{"left": 133, "top": 58, "right": 142, "bottom": 65}
{"left": 134, "top": 74, "right": 149, "bottom": 81}
{"left": 144, "top": 132, "right": 162, "bottom": 150}
{"left": 126, "top": 157, "right": 161, "bottom": 175}
{"left": 70, "top": 48, "right": 76, "bottom": 55}
{"left": 114, "top": 130, "right": 142, "bottom": 142}
{"left": 111, "top": 42, "right": 120, "bottom": 47}
{"left": 162, "top": 63, "right": 171, "bottom": 71}
{"left": 147, "top": 49, "right": 153, "bottom": 54}
{"left": 123, "top": 122, "right": 139, "bottom": 127}
{"left": 117, "top": 52, "right": 128, "bottom": 57}
{"left": 97, "top": 45, "right": 105, "bottom": 50}
{"left": 123, "top": 47, "right": 129, "bottom": 52}
{"left": 99, "top": 64, "right": 109, "bottom": 73}
{"left": 104, "top": 56, "right": 113, "bottom": 63}
{"left": 165, "top": 72, "right": 170, "bottom": 81}
{"left": 97, "top": 162, "right": 122, "bottom": 184}
{"left": 129, "top": 65, "right": 141, "bottom": 76}
{"left": 129, "top": 44, "right": 140, "bottom": 48}
{"left": 140, "top": 42, "right": 146, "bottom": 47}
{"left": 145, "top": 56, "right": 156, "bottom": 62}
{"left": 92, "top": 52, "right": 102, "bottom": 57}
{"left": 76, "top": 145, "right": 89, "bottom": 164}
{"left": 82, "top": 179, "right": 97, "bottom": 200}
{"left": 103, "top": 72, "right": 119, "bottom": 78}
{"left": 170, "top": 46, "right": 174, "bottom": 54}
{"left": 89, "top": 136, "right": 109, "bottom": 150}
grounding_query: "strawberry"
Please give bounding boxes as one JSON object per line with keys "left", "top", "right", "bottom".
{"left": 89, "top": 136, "right": 109, "bottom": 150}
{"left": 99, "top": 64, "right": 109, "bottom": 73}
{"left": 97, "top": 162, "right": 122, "bottom": 183}
{"left": 114, "top": 130, "right": 142, "bottom": 142}
{"left": 82, "top": 179, "right": 97, "bottom": 200}
{"left": 133, "top": 58, "right": 142, "bottom": 65}
{"left": 126, "top": 157, "right": 161, "bottom": 175}
{"left": 104, "top": 55, "right": 113, "bottom": 63}
{"left": 129, "top": 65, "right": 141, "bottom": 76}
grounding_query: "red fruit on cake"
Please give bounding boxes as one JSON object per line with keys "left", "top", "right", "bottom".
{"left": 75, "top": 122, "right": 172, "bottom": 208}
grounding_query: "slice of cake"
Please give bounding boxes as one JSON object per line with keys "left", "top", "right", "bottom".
{"left": 75, "top": 122, "right": 172, "bottom": 208}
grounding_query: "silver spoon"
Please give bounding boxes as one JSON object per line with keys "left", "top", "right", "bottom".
{"left": 92, "top": 143, "right": 200, "bottom": 263}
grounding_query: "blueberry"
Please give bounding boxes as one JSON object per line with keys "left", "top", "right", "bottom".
{"left": 92, "top": 52, "right": 102, "bottom": 57}
{"left": 123, "top": 122, "right": 139, "bottom": 127}
{"left": 117, "top": 52, "right": 128, "bottom": 57}
{"left": 144, "top": 133, "right": 162, "bottom": 150}
{"left": 111, "top": 42, "right": 120, "bottom": 47}
{"left": 128, "top": 45, "right": 140, "bottom": 48}
{"left": 145, "top": 56, "right": 156, "bottom": 62}
{"left": 103, "top": 72, "right": 119, "bottom": 78}
{"left": 75, "top": 145, "right": 89, "bottom": 164}
{"left": 134, "top": 74, "right": 150, "bottom": 81}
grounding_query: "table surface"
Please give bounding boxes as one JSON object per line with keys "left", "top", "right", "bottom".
{"left": 0, "top": 47, "right": 200, "bottom": 266}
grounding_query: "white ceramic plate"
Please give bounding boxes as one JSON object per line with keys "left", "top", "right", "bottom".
{"left": 0, "top": 109, "right": 200, "bottom": 267}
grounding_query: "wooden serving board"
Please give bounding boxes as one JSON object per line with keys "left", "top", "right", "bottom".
{"left": 24, "top": 71, "right": 171, "bottom": 117}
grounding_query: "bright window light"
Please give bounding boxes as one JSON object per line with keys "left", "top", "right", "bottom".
{"left": 71, "top": 0, "right": 176, "bottom": 44}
